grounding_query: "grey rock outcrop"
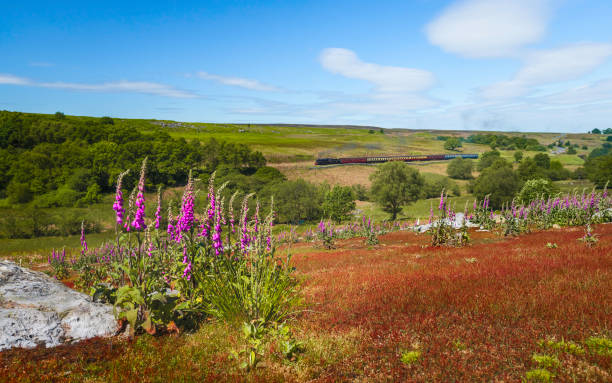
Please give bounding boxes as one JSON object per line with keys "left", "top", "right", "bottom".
{"left": 0, "top": 260, "right": 116, "bottom": 351}
{"left": 411, "top": 212, "right": 480, "bottom": 233}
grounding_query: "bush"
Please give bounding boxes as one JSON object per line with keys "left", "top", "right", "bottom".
{"left": 421, "top": 174, "right": 461, "bottom": 198}
{"left": 268, "top": 179, "right": 324, "bottom": 223}
{"left": 471, "top": 159, "right": 520, "bottom": 209}
{"left": 370, "top": 161, "right": 424, "bottom": 220}
{"left": 477, "top": 150, "right": 501, "bottom": 171}
{"left": 66, "top": 168, "right": 92, "bottom": 192}
{"left": 548, "top": 160, "right": 570, "bottom": 180}
{"left": 584, "top": 153, "right": 612, "bottom": 187}
{"left": 322, "top": 185, "right": 356, "bottom": 222}
{"left": 447, "top": 157, "right": 473, "bottom": 179}
{"left": 100, "top": 116, "right": 114, "bottom": 125}
{"left": 351, "top": 184, "right": 369, "bottom": 201}
{"left": 518, "top": 158, "right": 541, "bottom": 180}
{"left": 533, "top": 153, "right": 551, "bottom": 169}
{"left": 6, "top": 181, "right": 33, "bottom": 203}
{"left": 572, "top": 167, "right": 587, "bottom": 180}
{"left": 444, "top": 137, "right": 462, "bottom": 151}
{"left": 514, "top": 151, "right": 523, "bottom": 162}
{"left": 517, "top": 179, "right": 558, "bottom": 204}
{"left": 79, "top": 183, "right": 103, "bottom": 205}
{"left": 51, "top": 187, "right": 83, "bottom": 207}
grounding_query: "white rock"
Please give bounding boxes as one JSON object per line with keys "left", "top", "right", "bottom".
{"left": 0, "top": 260, "right": 116, "bottom": 351}
{"left": 411, "top": 212, "right": 479, "bottom": 233}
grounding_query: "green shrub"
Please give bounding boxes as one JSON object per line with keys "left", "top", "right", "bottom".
{"left": 400, "top": 350, "right": 421, "bottom": 365}
{"left": 538, "top": 339, "right": 585, "bottom": 356}
{"left": 584, "top": 336, "right": 612, "bottom": 357}
{"left": 322, "top": 185, "right": 356, "bottom": 222}
{"left": 444, "top": 137, "right": 462, "bottom": 151}
{"left": 517, "top": 179, "right": 558, "bottom": 204}
{"left": 471, "top": 159, "right": 520, "bottom": 209}
{"left": 447, "top": 157, "right": 473, "bottom": 179}
{"left": 6, "top": 182, "right": 33, "bottom": 203}
{"left": 525, "top": 368, "right": 554, "bottom": 382}
{"left": 370, "top": 161, "right": 424, "bottom": 220}
{"left": 477, "top": 150, "right": 501, "bottom": 171}
{"left": 532, "top": 354, "right": 560, "bottom": 370}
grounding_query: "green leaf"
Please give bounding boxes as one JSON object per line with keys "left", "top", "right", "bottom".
{"left": 125, "top": 308, "right": 138, "bottom": 327}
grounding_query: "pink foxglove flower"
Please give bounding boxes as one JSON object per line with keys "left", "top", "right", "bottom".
{"left": 131, "top": 158, "right": 147, "bottom": 231}
{"left": 112, "top": 170, "right": 129, "bottom": 227}
{"left": 177, "top": 172, "right": 196, "bottom": 237}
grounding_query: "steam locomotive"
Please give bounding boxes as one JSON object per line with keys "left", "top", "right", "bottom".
{"left": 314, "top": 153, "right": 478, "bottom": 166}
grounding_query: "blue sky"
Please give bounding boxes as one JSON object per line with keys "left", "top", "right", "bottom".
{"left": 2, "top": 0, "right": 612, "bottom": 132}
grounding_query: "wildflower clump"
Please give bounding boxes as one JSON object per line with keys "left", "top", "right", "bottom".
{"left": 430, "top": 190, "right": 469, "bottom": 247}
{"left": 59, "top": 161, "right": 300, "bottom": 341}
{"left": 317, "top": 220, "right": 335, "bottom": 249}
{"left": 578, "top": 224, "right": 598, "bottom": 246}
{"left": 361, "top": 216, "right": 379, "bottom": 246}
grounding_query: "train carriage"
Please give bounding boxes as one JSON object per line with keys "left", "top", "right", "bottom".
{"left": 314, "top": 153, "right": 478, "bottom": 166}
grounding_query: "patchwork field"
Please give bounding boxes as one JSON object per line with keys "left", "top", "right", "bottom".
{"left": 2, "top": 224, "right": 610, "bottom": 382}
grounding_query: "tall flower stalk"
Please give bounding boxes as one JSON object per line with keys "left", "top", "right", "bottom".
{"left": 131, "top": 158, "right": 148, "bottom": 231}
{"left": 112, "top": 169, "right": 130, "bottom": 227}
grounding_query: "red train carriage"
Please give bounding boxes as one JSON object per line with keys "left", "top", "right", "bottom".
{"left": 315, "top": 153, "right": 478, "bottom": 166}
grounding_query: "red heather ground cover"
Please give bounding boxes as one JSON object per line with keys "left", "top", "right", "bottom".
{"left": 293, "top": 225, "right": 612, "bottom": 381}
{"left": 1, "top": 225, "right": 610, "bottom": 382}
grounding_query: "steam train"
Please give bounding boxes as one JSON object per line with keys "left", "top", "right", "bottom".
{"left": 314, "top": 153, "right": 478, "bottom": 166}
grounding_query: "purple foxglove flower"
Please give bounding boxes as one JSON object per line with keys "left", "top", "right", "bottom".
{"left": 177, "top": 175, "right": 196, "bottom": 236}
{"left": 318, "top": 220, "right": 325, "bottom": 233}
{"left": 131, "top": 159, "right": 148, "bottom": 231}
{"left": 167, "top": 206, "right": 175, "bottom": 240}
{"left": 112, "top": 171, "right": 128, "bottom": 226}
{"left": 212, "top": 205, "right": 223, "bottom": 256}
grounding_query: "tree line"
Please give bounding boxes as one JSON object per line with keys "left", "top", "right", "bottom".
{"left": 0, "top": 111, "right": 265, "bottom": 207}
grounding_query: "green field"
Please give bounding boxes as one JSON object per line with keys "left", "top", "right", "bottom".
{"left": 0, "top": 116, "right": 599, "bottom": 260}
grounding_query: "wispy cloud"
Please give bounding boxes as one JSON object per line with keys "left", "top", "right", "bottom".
{"left": 318, "top": 48, "right": 437, "bottom": 114}
{"left": 0, "top": 74, "right": 31, "bottom": 85}
{"left": 320, "top": 48, "right": 434, "bottom": 93}
{"left": 482, "top": 42, "right": 612, "bottom": 99}
{"left": 542, "top": 78, "right": 612, "bottom": 105}
{"left": 426, "top": 0, "right": 552, "bottom": 58}
{"left": 196, "top": 71, "right": 280, "bottom": 92}
{"left": 0, "top": 74, "right": 197, "bottom": 98}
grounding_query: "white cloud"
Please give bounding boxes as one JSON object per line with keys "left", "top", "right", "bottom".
{"left": 320, "top": 48, "right": 434, "bottom": 92}
{"left": 483, "top": 42, "right": 612, "bottom": 99}
{"left": 197, "top": 71, "right": 279, "bottom": 92}
{"left": 316, "top": 48, "right": 437, "bottom": 115}
{"left": 0, "top": 74, "right": 197, "bottom": 98}
{"left": 0, "top": 74, "right": 31, "bottom": 85}
{"left": 543, "top": 78, "right": 612, "bottom": 105}
{"left": 426, "top": 0, "right": 551, "bottom": 58}
{"left": 516, "top": 43, "right": 612, "bottom": 84}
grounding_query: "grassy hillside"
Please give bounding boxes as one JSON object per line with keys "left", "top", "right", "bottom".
{"left": 122, "top": 118, "right": 603, "bottom": 189}
{"left": 0, "top": 112, "right": 604, "bottom": 258}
